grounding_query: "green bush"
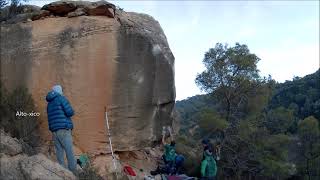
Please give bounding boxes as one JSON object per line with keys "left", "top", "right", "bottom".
{"left": 78, "top": 163, "right": 103, "bottom": 180}
{"left": 175, "top": 138, "right": 202, "bottom": 177}
{"left": 0, "top": 82, "right": 40, "bottom": 153}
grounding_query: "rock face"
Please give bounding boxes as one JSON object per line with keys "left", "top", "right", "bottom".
{"left": 42, "top": 0, "right": 115, "bottom": 17}
{"left": 1, "top": 1, "right": 175, "bottom": 155}
{"left": 0, "top": 131, "right": 76, "bottom": 180}
{"left": 0, "top": 131, "right": 23, "bottom": 156}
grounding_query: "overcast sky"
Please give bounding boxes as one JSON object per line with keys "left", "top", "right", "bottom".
{"left": 29, "top": 0, "right": 319, "bottom": 100}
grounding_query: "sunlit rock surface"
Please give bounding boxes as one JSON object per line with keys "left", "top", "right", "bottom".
{"left": 0, "top": 1, "right": 175, "bottom": 155}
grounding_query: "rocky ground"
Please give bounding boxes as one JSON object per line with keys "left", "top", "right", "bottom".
{"left": 0, "top": 129, "right": 166, "bottom": 179}
{"left": 91, "top": 148, "right": 165, "bottom": 179}
{"left": 0, "top": 129, "right": 76, "bottom": 180}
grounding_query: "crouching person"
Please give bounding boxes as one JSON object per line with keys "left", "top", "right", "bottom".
{"left": 46, "top": 85, "right": 76, "bottom": 174}
{"left": 200, "top": 149, "right": 217, "bottom": 180}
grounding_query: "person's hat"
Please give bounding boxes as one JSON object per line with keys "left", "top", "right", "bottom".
{"left": 52, "top": 85, "right": 63, "bottom": 95}
{"left": 202, "top": 138, "right": 210, "bottom": 145}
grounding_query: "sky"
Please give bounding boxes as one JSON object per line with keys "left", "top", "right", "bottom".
{"left": 29, "top": 0, "right": 320, "bottom": 100}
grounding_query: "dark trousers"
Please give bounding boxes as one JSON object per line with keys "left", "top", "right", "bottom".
{"left": 161, "top": 155, "right": 175, "bottom": 174}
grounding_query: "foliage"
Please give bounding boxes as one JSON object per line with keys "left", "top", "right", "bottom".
{"left": 265, "top": 107, "right": 295, "bottom": 134}
{"left": 78, "top": 163, "right": 103, "bottom": 180}
{"left": 0, "top": 0, "right": 28, "bottom": 21}
{"left": 270, "top": 70, "right": 320, "bottom": 120}
{"left": 195, "top": 43, "right": 261, "bottom": 122}
{"left": 0, "top": 82, "right": 40, "bottom": 151}
{"left": 175, "top": 94, "right": 217, "bottom": 134}
{"left": 0, "top": 0, "right": 7, "bottom": 9}
{"left": 175, "top": 137, "right": 202, "bottom": 177}
{"left": 176, "top": 42, "right": 320, "bottom": 179}
{"left": 195, "top": 43, "right": 260, "bottom": 94}
{"left": 297, "top": 116, "right": 320, "bottom": 180}
{"left": 199, "top": 109, "right": 228, "bottom": 134}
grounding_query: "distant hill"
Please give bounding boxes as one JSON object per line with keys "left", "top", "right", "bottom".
{"left": 270, "top": 69, "right": 320, "bottom": 120}
{"left": 175, "top": 94, "right": 217, "bottom": 136}
{"left": 176, "top": 69, "right": 320, "bottom": 135}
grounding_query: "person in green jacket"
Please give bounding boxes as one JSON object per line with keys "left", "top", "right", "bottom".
{"left": 201, "top": 149, "right": 217, "bottom": 180}
{"left": 150, "top": 127, "right": 177, "bottom": 176}
{"left": 162, "top": 126, "right": 176, "bottom": 164}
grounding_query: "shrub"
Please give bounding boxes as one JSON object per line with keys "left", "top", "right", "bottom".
{"left": 0, "top": 82, "right": 40, "bottom": 153}
{"left": 78, "top": 163, "right": 103, "bottom": 180}
{"left": 0, "top": 0, "right": 26, "bottom": 21}
{"left": 175, "top": 139, "right": 202, "bottom": 177}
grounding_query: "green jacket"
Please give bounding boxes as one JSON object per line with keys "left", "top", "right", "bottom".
{"left": 164, "top": 144, "right": 176, "bottom": 162}
{"left": 201, "top": 151, "right": 217, "bottom": 177}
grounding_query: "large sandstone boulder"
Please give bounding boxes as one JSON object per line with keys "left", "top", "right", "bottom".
{"left": 1, "top": 1, "right": 175, "bottom": 155}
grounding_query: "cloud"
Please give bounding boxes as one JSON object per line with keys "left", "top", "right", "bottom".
{"left": 256, "top": 44, "right": 319, "bottom": 82}
{"left": 27, "top": 0, "right": 54, "bottom": 7}
{"left": 191, "top": 14, "right": 200, "bottom": 26}
{"left": 237, "top": 26, "right": 257, "bottom": 39}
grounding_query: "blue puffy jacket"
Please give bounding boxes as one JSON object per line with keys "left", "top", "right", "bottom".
{"left": 46, "top": 90, "right": 74, "bottom": 132}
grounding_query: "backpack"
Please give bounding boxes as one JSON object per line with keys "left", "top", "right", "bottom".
{"left": 205, "top": 157, "right": 217, "bottom": 177}
{"left": 175, "top": 155, "right": 185, "bottom": 167}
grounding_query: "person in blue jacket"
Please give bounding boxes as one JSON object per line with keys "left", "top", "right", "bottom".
{"left": 46, "top": 85, "right": 76, "bottom": 173}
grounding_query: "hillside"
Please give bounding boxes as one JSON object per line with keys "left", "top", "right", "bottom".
{"left": 176, "top": 69, "right": 320, "bottom": 136}
{"left": 270, "top": 70, "right": 320, "bottom": 120}
{"left": 175, "top": 70, "right": 320, "bottom": 179}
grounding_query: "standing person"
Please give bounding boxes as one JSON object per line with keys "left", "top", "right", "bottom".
{"left": 162, "top": 127, "right": 176, "bottom": 164}
{"left": 162, "top": 126, "right": 176, "bottom": 174}
{"left": 46, "top": 85, "right": 76, "bottom": 173}
{"left": 150, "top": 126, "right": 177, "bottom": 176}
{"left": 200, "top": 149, "right": 217, "bottom": 180}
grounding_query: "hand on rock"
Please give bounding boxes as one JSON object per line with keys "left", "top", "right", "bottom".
{"left": 162, "top": 126, "right": 166, "bottom": 136}
{"left": 167, "top": 126, "right": 172, "bottom": 134}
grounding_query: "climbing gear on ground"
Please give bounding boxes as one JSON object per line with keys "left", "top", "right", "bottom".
{"left": 77, "top": 154, "right": 90, "bottom": 168}
{"left": 124, "top": 165, "right": 136, "bottom": 176}
{"left": 144, "top": 175, "right": 155, "bottom": 180}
